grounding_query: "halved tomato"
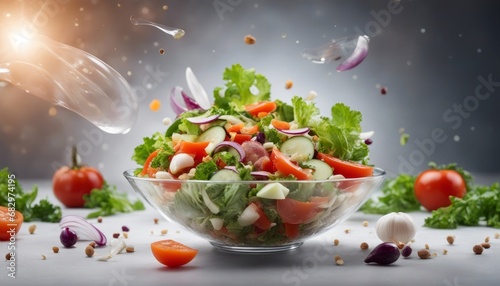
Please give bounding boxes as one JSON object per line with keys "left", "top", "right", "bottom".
{"left": 0, "top": 206, "right": 23, "bottom": 241}
{"left": 316, "top": 153, "right": 373, "bottom": 178}
{"left": 151, "top": 239, "right": 198, "bottom": 268}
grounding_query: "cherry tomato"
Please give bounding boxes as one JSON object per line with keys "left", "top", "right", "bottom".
{"left": 414, "top": 169, "right": 466, "bottom": 211}
{"left": 53, "top": 146, "right": 104, "bottom": 208}
{"left": 151, "top": 239, "right": 198, "bottom": 268}
{"left": 0, "top": 206, "right": 23, "bottom": 241}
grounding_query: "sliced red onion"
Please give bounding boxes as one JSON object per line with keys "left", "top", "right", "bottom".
{"left": 223, "top": 166, "right": 238, "bottom": 172}
{"left": 59, "top": 215, "right": 107, "bottom": 246}
{"left": 213, "top": 141, "right": 245, "bottom": 161}
{"left": 186, "top": 114, "right": 220, "bottom": 124}
{"left": 186, "top": 67, "right": 211, "bottom": 109}
{"left": 251, "top": 171, "right": 272, "bottom": 179}
{"left": 170, "top": 86, "right": 189, "bottom": 115}
{"left": 181, "top": 89, "right": 202, "bottom": 110}
{"left": 337, "top": 35, "right": 370, "bottom": 72}
{"left": 277, "top": 127, "right": 310, "bottom": 136}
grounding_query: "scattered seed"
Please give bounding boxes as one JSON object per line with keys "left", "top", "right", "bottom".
{"left": 244, "top": 34, "right": 256, "bottom": 45}
{"left": 432, "top": 252, "right": 437, "bottom": 257}
{"left": 495, "top": 233, "right": 500, "bottom": 239}
{"left": 443, "top": 249, "right": 448, "bottom": 255}
{"left": 150, "top": 230, "right": 154, "bottom": 235}
{"left": 5, "top": 252, "right": 11, "bottom": 260}
{"left": 335, "top": 258, "right": 344, "bottom": 266}
{"left": 446, "top": 235, "right": 455, "bottom": 245}
{"left": 153, "top": 218, "right": 159, "bottom": 224}
{"left": 112, "top": 233, "right": 120, "bottom": 239}
{"left": 333, "top": 239, "right": 340, "bottom": 246}
{"left": 97, "top": 217, "right": 103, "bottom": 223}
{"left": 397, "top": 242, "right": 405, "bottom": 250}
{"left": 285, "top": 80, "right": 293, "bottom": 90}
{"left": 122, "top": 226, "right": 130, "bottom": 232}
{"left": 41, "top": 254, "right": 46, "bottom": 260}
{"left": 473, "top": 244, "right": 483, "bottom": 255}
{"left": 360, "top": 242, "right": 369, "bottom": 250}
{"left": 28, "top": 224, "right": 37, "bottom": 234}
{"left": 122, "top": 232, "right": 129, "bottom": 239}
{"left": 425, "top": 243, "right": 430, "bottom": 250}
{"left": 52, "top": 246, "right": 59, "bottom": 253}
{"left": 159, "top": 48, "right": 165, "bottom": 55}
{"left": 481, "top": 242, "right": 491, "bottom": 249}
{"left": 362, "top": 221, "right": 369, "bottom": 227}
{"left": 485, "top": 236, "right": 490, "bottom": 243}
{"left": 85, "top": 245, "right": 95, "bottom": 257}
{"left": 417, "top": 249, "right": 431, "bottom": 259}
{"left": 344, "top": 228, "right": 351, "bottom": 234}
{"left": 88, "top": 241, "right": 97, "bottom": 248}
{"left": 126, "top": 246, "right": 135, "bottom": 253}
{"left": 160, "top": 229, "right": 168, "bottom": 235}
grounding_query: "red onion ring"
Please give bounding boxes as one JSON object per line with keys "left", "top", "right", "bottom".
{"left": 337, "top": 35, "right": 370, "bottom": 72}
{"left": 276, "top": 127, "right": 310, "bottom": 136}
{"left": 251, "top": 171, "right": 272, "bottom": 179}
{"left": 213, "top": 141, "right": 246, "bottom": 161}
{"left": 59, "top": 215, "right": 107, "bottom": 246}
{"left": 170, "top": 86, "right": 189, "bottom": 115}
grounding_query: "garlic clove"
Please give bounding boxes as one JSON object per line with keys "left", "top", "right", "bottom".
{"left": 375, "top": 212, "right": 417, "bottom": 245}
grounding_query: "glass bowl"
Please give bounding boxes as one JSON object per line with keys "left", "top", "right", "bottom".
{"left": 124, "top": 168, "right": 385, "bottom": 253}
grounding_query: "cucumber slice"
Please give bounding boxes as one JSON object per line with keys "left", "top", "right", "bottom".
{"left": 305, "top": 159, "right": 333, "bottom": 180}
{"left": 210, "top": 169, "right": 241, "bottom": 181}
{"left": 280, "top": 136, "right": 315, "bottom": 160}
{"left": 198, "top": 126, "right": 227, "bottom": 154}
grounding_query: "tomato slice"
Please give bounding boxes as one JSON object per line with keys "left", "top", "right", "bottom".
{"left": 271, "top": 148, "right": 313, "bottom": 180}
{"left": 232, "top": 134, "right": 253, "bottom": 145}
{"left": 276, "top": 197, "right": 328, "bottom": 224}
{"left": 150, "top": 239, "right": 198, "bottom": 268}
{"left": 0, "top": 206, "right": 24, "bottom": 241}
{"left": 316, "top": 152, "right": 373, "bottom": 178}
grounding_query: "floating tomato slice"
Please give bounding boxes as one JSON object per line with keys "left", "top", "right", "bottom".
{"left": 0, "top": 206, "right": 23, "bottom": 241}
{"left": 150, "top": 239, "right": 198, "bottom": 268}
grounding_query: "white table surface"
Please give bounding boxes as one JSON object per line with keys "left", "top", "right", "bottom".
{"left": 2, "top": 179, "right": 500, "bottom": 286}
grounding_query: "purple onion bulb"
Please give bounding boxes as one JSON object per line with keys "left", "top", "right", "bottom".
{"left": 60, "top": 227, "right": 78, "bottom": 248}
{"left": 364, "top": 242, "right": 400, "bottom": 265}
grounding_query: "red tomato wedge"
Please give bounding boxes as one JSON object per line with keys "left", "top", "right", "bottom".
{"left": 271, "top": 148, "right": 313, "bottom": 180}
{"left": 270, "top": 119, "right": 291, "bottom": 130}
{"left": 175, "top": 141, "right": 210, "bottom": 158}
{"left": 151, "top": 239, "right": 198, "bottom": 268}
{"left": 252, "top": 203, "right": 272, "bottom": 230}
{"left": 284, "top": 223, "right": 300, "bottom": 239}
{"left": 316, "top": 152, "right": 373, "bottom": 178}
{"left": 276, "top": 197, "right": 329, "bottom": 224}
{"left": 244, "top": 101, "right": 277, "bottom": 117}
{"left": 0, "top": 206, "right": 23, "bottom": 241}
{"left": 232, "top": 134, "right": 253, "bottom": 145}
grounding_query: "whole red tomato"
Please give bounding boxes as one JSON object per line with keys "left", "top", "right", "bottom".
{"left": 53, "top": 146, "right": 104, "bottom": 208}
{"left": 414, "top": 169, "right": 466, "bottom": 211}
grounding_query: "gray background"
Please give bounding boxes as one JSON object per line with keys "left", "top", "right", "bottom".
{"left": 1, "top": 0, "right": 499, "bottom": 188}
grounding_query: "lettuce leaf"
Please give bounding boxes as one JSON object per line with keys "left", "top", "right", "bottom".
{"left": 213, "top": 64, "right": 271, "bottom": 110}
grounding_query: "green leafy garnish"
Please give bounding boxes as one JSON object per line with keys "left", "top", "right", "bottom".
{"left": 83, "top": 182, "right": 145, "bottom": 218}
{"left": 0, "top": 167, "right": 62, "bottom": 222}
{"left": 424, "top": 183, "right": 500, "bottom": 229}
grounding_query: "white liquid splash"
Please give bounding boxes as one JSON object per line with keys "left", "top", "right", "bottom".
{"left": 0, "top": 33, "right": 138, "bottom": 134}
{"left": 130, "top": 15, "right": 185, "bottom": 40}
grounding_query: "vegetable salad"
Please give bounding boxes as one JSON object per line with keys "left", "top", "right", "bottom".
{"left": 131, "top": 64, "right": 377, "bottom": 245}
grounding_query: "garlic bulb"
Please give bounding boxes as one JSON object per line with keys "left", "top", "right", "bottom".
{"left": 375, "top": 212, "right": 416, "bottom": 244}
